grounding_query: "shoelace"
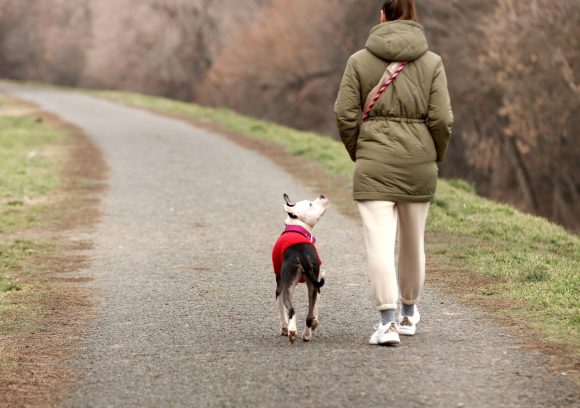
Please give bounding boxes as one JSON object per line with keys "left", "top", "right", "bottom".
{"left": 386, "top": 323, "right": 398, "bottom": 333}
{"left": 373, "top": 322, "right": 399, "bottom": 334}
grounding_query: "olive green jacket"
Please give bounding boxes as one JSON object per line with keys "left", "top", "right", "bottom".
{"left": 334, "top": 20, "right": 453, "bottom": 202}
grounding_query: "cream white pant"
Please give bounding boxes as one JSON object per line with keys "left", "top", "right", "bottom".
{"left": 357, "top": 201, "right": 430, "bottom": 310}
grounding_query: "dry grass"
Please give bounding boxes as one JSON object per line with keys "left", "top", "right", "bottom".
{"left": 0, "top": 94, "right": 106, "bottom": 407}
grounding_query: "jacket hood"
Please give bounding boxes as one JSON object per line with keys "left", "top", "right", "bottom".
{"left": 365, "top": 20, "right": 428, "bottom": 62}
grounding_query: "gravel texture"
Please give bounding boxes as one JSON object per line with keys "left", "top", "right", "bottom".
{"left": 2, "top": 84, "right": 576, "bottom": 408}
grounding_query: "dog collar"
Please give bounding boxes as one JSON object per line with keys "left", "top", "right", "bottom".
{"left": 282, "top": 225, "right": 316, "bottom": 244}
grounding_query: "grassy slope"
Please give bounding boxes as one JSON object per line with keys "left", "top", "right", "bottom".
{"left": 0, "top": 94, "right": 67, "bottom": 333}
{"left": 95, "top": 90, "right": 579, "bottom": 351}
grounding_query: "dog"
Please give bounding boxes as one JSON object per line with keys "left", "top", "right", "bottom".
{"left": 272, "top": 193, "right": 329, "bottom": 343}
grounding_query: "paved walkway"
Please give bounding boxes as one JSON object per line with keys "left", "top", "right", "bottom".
{"left": 2, "top": 84, "right": 575, "bottom": 407}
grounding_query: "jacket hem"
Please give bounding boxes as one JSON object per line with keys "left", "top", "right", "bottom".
{"left": 353, "top": 192, "right": 433, "bottom": 202}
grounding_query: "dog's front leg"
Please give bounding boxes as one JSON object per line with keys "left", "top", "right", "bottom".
{"left": 275, "top": 275, "right": 288, "bottom": 336}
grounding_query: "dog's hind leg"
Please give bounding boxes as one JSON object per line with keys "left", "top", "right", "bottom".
{"left": 276, "top": 275, "right": 288, "bottom": 336}
{"left": 283, "top": 284, "right": 297, "bottom": 343}
{"left": 281, "top": 254, "right": 304, "bottom": 344}
{"left": 311, "top": 275, "right": 321, "bottom": 331}
{"left": 312, "top": 292, "right": 320, "bottom": 330}
{"left": 303, "top": 281, "right": 319, "bottom": 342}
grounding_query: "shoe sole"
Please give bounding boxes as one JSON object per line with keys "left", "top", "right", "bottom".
{"left": 399, "top": 326, "right": 416, "bottom": 336}
{"left": 379, "top": 339, "right": 400, "bottom": 346}
{"left": 378, "top": 333, "right": 400, "bottom": 346}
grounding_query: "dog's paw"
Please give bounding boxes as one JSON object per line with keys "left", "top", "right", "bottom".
{"left": 310, "top": 319, "right": 318, "bottom": 330}
{"left": 302, "top": 327, "right": 312, "bottom": 342}
{"left": 280, "top": 327, "right": 288, "bottom": 336}
{"left": 288, "top": 330, "right": 297, "bottom": 343}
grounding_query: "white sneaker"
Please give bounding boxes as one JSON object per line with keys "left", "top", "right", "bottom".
{"left": 369, "top": 322, "right": 400, "bottom": 346}
{"left": 369, "top": 323, "right": 384, "bottom": 345}
{"left": 399, "top": 305, "right": 420, "bottom": 336}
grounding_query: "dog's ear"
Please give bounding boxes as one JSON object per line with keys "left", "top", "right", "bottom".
{"left": 283, "top": 204, "right": 298, "bottom": 219}
{"left": 283, "top": 193, "right": 295, "bottom": 207}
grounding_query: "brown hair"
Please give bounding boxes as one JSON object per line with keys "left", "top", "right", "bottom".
{"left": 382, "top": 0, "right": 417, "bottom": 22}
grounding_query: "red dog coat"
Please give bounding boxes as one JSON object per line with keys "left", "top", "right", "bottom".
{"left": 272, "top": 225, "right": 322, "bottom": 284}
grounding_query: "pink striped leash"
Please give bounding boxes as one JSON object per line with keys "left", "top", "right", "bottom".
{"left": 362, "top": 61, "right": 407, "bottom": 123}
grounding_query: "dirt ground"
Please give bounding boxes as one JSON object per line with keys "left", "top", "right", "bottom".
{"left": 0, "top": 99, "right": 107, "bottom": 408}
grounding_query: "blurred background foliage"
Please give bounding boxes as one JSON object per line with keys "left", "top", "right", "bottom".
{"left": 0, "top": 0, "right": 578, "bottom": 231}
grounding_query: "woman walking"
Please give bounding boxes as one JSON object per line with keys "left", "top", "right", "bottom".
{"left": 334, "top": 0, "right": 453, "bottom": 345}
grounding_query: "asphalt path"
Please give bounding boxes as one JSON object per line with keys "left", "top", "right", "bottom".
{"left": 2, "top": 85, "right": 575, "bottom": 407}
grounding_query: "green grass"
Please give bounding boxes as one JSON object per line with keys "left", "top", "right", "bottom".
{"left": 0, "top": 100, "right": 65, "bottom": 233}
{"left": 429, "top": 181, "right": 579, "bottom": 341}
{"left": 0, "top": 94, "right": 65, "bottom": 333}
{"left": 95, "top": 90, "right": 580, "bottom": 349}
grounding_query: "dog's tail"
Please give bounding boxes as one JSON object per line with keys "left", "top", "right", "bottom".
{"left": 304, "top": 256, "right": 325, "bottom": 293}
{"left": 316, "top": 272, "right": 326, "bottom": 292}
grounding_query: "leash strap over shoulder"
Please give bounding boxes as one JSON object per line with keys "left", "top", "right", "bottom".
{"left": 363, "top": 61, "right": 407, "bottom": 123}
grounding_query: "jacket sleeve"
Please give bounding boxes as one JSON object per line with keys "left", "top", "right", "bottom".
{"left": 334, "top": 57, "right": 362, "bottom": 162}
{"left": 427, "top": 60, "right": 454, "bottom": 162}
